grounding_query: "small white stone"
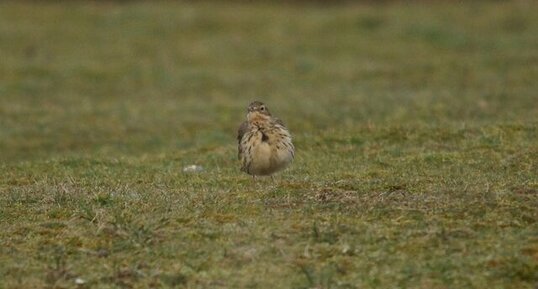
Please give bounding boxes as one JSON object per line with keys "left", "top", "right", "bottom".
{"left": 75, "top": 277, "right": 85, "bottom": 285}
{"left": 183, "top": 165, "right": 203, "bottom": 173}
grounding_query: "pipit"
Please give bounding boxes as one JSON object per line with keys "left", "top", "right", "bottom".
{"left": 237, "top": 101, "right": 294, "bottom": 179}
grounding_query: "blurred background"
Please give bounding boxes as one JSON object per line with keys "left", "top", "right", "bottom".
{"left": 0, "top": 0, "right": 536, "bottom": 162}
{"left": 1, "top": 2, "right": 537, "bottom": 288}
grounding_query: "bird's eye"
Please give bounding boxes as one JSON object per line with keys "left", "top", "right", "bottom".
{"left": 260, "top": 106, "right": 265, "bottom": 111}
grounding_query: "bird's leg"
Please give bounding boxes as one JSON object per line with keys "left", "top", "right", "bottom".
{"left": 271, "top": 175, "right": 275, "bottom": 182}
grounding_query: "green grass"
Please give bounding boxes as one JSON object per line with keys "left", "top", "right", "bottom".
{"left": 1, "top": 1, "right": 537, "bottom": 288}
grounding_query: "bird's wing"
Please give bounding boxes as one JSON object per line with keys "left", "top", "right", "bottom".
{"left": 237, "top": 121, "right": 249, "bottom": 159}
{"left": 274, "top": 117, "right": 286, "bottom": 128}
{"left": 237, "top": 121, "right": 249, "bottom": 142}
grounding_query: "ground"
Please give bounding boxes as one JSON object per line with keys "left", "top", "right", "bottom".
{"left": 0, "top": 1, "right": 537, "bottom": 288}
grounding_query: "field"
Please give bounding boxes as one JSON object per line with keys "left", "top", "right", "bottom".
{"left": 0, "top": 1, "right": 537, "bottom": 288}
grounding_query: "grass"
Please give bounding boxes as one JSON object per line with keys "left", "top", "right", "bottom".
{"left": 0, "top": 1, "right": 537, "bottom": 288}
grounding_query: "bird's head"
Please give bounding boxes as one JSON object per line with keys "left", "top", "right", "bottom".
{"left": 247, "top": 101, "right": 271, "bottom": 122}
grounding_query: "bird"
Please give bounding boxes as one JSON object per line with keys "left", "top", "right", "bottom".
{"left": 237, "top": 101, "right": 294, "bottom": 179}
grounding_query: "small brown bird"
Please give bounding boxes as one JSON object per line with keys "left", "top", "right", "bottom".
{"left": 237, "top": 101, "right": 294, "bottom": 179}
